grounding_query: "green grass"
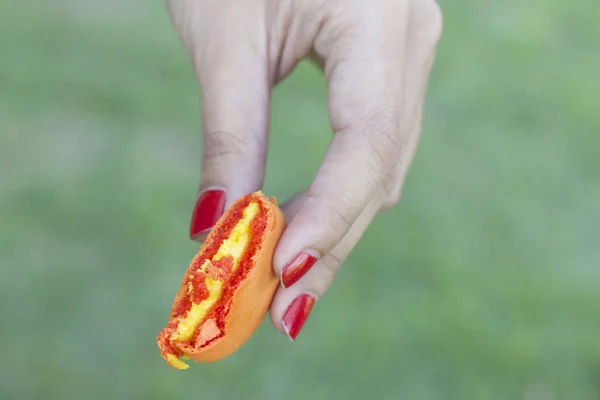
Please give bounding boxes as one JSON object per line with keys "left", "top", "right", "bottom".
{"left": 1, "top": 0, "right": 599, "bottom": 399}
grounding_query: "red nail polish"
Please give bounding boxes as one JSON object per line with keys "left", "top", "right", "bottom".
{"left": 281, "top": 251, "right": 318, "bottom": 288}
{"left": 282, "top": 293, "right": 316, "bottom": 341}
{"left": 189, "top": 189, "right": 226, "bottom": 238}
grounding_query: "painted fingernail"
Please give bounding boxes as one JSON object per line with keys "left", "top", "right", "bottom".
{"left": 282, "top": 293, "right": 316, "bottom": 341}
{"left": 189, "top": 188, "right": 226, "bottom": 238}
{"left": 281, "top": 250, "right": 319, "bottom": 288}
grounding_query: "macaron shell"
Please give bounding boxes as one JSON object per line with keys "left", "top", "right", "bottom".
{"left": 166, "top": 192, "right": 285, "bottom": 363}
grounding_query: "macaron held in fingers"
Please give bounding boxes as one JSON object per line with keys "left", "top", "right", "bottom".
{"left": 157, "top": 191, "right": 285, "bottom": 369}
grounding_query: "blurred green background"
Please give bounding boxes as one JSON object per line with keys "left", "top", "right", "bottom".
{"left": 1, "top": 0, "right": 599, "bottom": 399}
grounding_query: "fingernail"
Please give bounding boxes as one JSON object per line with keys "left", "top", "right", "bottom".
{"left": 282, "top": 293, "right": 316, "bottom": 341}
{"left": 189, "top": 188, "right": 226, "bottom": 238}
{"left": 281, "top": 251, "right": 319, "bottom": 288}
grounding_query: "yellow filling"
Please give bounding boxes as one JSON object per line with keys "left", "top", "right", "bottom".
{"left": 170, "top": 201, "right": 260, "bottom": 343}
{"left": 167, "top": 354, "right": 189, "bottom": 370}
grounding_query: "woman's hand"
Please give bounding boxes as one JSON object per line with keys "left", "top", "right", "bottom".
{"left": 168, "top": 0, "right": 442, "bottom": 340}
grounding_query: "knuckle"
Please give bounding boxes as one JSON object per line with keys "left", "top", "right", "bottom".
{"left": 320, "top": 253, "right": 344, "bottom": 279}
{"left": 331, "top": 206, "right": 355, "bottom": 232}
{"left": 381, "top": 188, "right": 403, "bottom": 211}
{"left": 363, "top": 108, "right": 403, "bottom": 176}
{"left": 412, "top": 0, "right": 443, "bottom": 45}
{"left": 202, "top": 130, "right": 247, "bottom": 163}
{"left": 305, "top": 193, "right": 357, "bottom": 241}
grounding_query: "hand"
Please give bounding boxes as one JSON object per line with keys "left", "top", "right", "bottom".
{"left": 168, "top": 0, "right": 442, "bottom": 340}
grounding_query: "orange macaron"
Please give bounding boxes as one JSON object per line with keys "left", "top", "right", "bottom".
{"left": 156, "top": 191, "right": 285, "bottom": 369}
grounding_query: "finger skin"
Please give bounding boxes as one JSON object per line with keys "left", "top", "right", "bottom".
{"left": 381, "top": 0, "right": 443, "bottom": 209}
{"left": 169, "top": 1, "right": 272, "bottom": 240}
{"left": 270, "top": 198, "right": 382, "bottom": 336}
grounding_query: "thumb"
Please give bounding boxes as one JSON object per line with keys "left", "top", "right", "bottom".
{"left": 188, "top": 39, "right": 270, "bottom": 241}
